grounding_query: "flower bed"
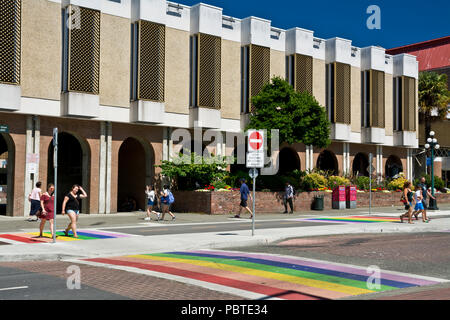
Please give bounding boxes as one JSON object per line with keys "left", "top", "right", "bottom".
{"left": 171, "top": 190, "right": 450, "bottom": 215}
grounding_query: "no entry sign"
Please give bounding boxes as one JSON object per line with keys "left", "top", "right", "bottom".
{"left": 248, "top": 130, "right": 264, "bottom": 152}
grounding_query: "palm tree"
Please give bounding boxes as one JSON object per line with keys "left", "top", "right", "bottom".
{"left": 418, "top": 71, "right": 450, "bottom": 138}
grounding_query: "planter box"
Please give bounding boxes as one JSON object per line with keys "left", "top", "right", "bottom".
{"left": 172, "top": 191, "right": 450, "bottom": 215}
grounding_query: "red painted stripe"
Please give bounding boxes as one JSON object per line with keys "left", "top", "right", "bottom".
{"left": 88, "top": 258, "right": 322, "bottom": 300}
{"left": 0, "top": 234, "right": 45, "bottom": 244}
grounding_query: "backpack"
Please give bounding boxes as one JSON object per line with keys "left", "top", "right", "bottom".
{"left": 292, "top": 186, "right": 296, "bottom": 196}
{"left": 168, "top": 191, "right": 175, "bottom": 204}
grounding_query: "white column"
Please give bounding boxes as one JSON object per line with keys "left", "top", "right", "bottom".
{"left": 105, "top": 122, "right": 112, "bottom": 214}
{"left": 98, "top": 122, "right": 106, "bottom": 214}
{"left": 162, "top": 127, "right": 169, "bottom": 161}
{"left": 376, "top": 145, "right": 383, "bottom": 182}
{"left": 309, "top": 145, "right": 314, "bottom": 171}
{"left": 305, "top": 145, "right": 310, "bottom": 172}
{"left": 407, "top": 149, "right": 413, "bottom": 181}
{"left": 343, "top": 143, "right": 350, "bottom": 176}
{"left": 23, "top": 116, "right": 40, "bottom": 217}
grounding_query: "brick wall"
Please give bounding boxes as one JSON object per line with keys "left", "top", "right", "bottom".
{"left": 173, "top": 190, "right": 450, "bottom": 214}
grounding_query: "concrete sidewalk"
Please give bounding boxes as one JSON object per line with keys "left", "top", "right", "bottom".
{"left": 1, "top": 205, "right": 450, "bottom": 262}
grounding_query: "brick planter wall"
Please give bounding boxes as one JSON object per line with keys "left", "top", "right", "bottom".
{"left": 172, "top": 191, "right": 450, "bottom": 215}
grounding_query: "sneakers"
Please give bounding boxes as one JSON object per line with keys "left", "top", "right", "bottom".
{"left": 144, "top": 217, "right": 151, "bottom": 221}
{"left": 172, "top": 216, "right": 176, "bottom": 221}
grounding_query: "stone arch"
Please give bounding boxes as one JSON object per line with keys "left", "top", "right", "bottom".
{"left": 117, "top": 137, "right": 154, "bottom": 212}
{"left": 385, "top": 155, "right": 403, "bottom": 178}
{"left": 317, "top": 150, "right": 338, "bottom": 175}
{"left": 278, "top": 147, "right": 300, "bottom": 174}
{"left": 47, "top": 131, "right": 91, "bottom": 214}
{"left": 352, "top": 152, "right": 369, "bottom": 177}
{"left": 0, "top": 133, "right": 15, "bottom": 216}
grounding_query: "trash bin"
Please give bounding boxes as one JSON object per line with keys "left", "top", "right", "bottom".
{"left": 312, "top": 194, "right": 324, "bottom": 211}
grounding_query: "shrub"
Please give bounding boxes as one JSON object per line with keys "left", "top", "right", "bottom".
{"left": 211, "top": 179, "right": 228, "bottom": 190}
{"left": 387, "top": 177, "right": 409, "bottom": 191}
{"left": 413, "top": 174, "right": 445, "bottom": 191}
{"left": 301, "top": 173, "right": 327, "bottom": 191}
{"left": 354, "top": 176, "right": 371, "bottom": 190}
{"left": 326, "top": 176, "right": 351, "bottom": 189}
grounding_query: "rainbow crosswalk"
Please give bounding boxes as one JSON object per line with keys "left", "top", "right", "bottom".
{"left": 0, "top": 230, "right": 130, "bottom": 244}
{"left": 298, "top": 215, "right": 401, "bottom": 224}
{"left": 84, "top": 249, "right": 445, "bottom": 300}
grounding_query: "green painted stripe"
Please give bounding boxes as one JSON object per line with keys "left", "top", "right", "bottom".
{"left": 147, "top": 253, "right": 396, "bottom": 292}
{"left": 55, "top": 232, "right": 96, "bottom": 240}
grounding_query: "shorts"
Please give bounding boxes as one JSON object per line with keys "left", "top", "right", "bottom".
{"left": 147, "top": 200, "right": 154, "bottom": 206}
{"left": 422, "top": 201, "right": 428, "bottom": 210}
{"left": 30, "top": 200, "right": 41, "bottom": 215}
{"left": 67, "top": 210, "right": 80, "bottom": 215}
{"left": 240, "top": 199, "right": 248, "bottom": 208}
{"left": 415, "top": 203, "right": 424, "bottom": 211}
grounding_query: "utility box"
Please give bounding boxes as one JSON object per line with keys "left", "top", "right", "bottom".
{"left": 332, "top": 186, "right": 346, "bottom": 209}
{"left": 346, "top": 185, "right": 357, "bottom": 209}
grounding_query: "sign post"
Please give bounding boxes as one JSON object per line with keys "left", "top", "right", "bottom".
{"left": 246, "top": 130, "right": 264, "bottom": 236}
{"left": 53, "top": 128, "right": 58, "bottom": 243}
{"left": 368, "top": 153, "right": 373, "bottom": 216}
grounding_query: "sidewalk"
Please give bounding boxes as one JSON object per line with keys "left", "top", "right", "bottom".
{"left": 1, "top": 205, "right": 450, "bottom": 262}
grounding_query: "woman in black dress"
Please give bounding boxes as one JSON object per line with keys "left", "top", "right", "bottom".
{"left": 61, "top": 185, "right": 88, "bottom": 238}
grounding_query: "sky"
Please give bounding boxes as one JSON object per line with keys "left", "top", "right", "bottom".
{"left": 179, "top": 0, "right": 450, "bottom": 49}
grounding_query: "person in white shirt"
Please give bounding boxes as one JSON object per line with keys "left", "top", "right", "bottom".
{"left": 145, "top": 185, "right": 160, "bottom": 221}
{"left": 28, "top": 181, "right": 42, "bottom": 222}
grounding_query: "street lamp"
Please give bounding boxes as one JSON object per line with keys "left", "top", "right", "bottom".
{"left": 424, "top": 131, "right": 440, "bottom": 210}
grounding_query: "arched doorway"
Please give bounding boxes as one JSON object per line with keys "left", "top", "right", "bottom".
{"left": 352, "top": 153, "right": 369, "bottom": 177}
{"left": 117, "top": 137, "right": 153, "bottom": 212}
{"left": 385, "top": 155, "right": 403, "bottom": 178}
{"left": 48, "top": 132, "right": 90, "bottom": 214}
{"left": 0, "top": 133, "right": 14, "bottom": 216}
{"left": 278, "top": 147, "right": 300, "bottom": 175}
{"left": 317, "top": 150, "right": 338, "bottom": 175}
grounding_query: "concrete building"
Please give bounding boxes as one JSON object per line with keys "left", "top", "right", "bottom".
{"left": 387, "top": 36, "right": 450, "bottom": 186}
{"left": 0, "top": 0, "right": 419, "bottom": 216}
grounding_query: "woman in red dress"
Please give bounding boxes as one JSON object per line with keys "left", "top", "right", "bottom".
{"left": 39, "top": 184, "right": 55, "bottom": 238}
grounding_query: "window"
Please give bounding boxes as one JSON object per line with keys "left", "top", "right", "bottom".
{"left": 108, "top": 0, "right": 121, "bottom": 3}
{"left": 285, "top": 55, "right": 294, "bottom": 87}
{"left": 241, "top": 46, "right": 249, "bottom": 113}
{"left": 393, "top": 77, "right": 402, "bottom": 131}
{"left": 0, "top": 0, "right": 21, "bottom": 85}
{"left": 326, "top": 63, "right": 335, "bottom": 122}
{"left": 327, "top": 62, "right": 351, "bottom": 124}
{"left": 189, "top": 35, "right": 198, "bottom": 107}
{"left": 362, "top": 69, "right": 385, "bottom": 128}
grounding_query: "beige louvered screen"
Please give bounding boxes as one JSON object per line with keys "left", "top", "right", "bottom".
{"left": 68, "top": 6, "right": 100, "bottom": 94}
{"left": 0, "top": 0, "right": 21, "bottom": 85}
{"left": 197, "top": 33, "right": 221, "bottom": 109}
{"left": 370, "top": 70, "right": 385, "bottom": 128}
{"left": 295, "top": 54, "right": 313, "bottom": 95}
{"left": 403, "top": 76, "right": 416, "bottom": 131}
{"left": 138, "top": 20, "right": 165, "bottom": 102}
{"left": 334, "top": 62, "right": 351, "bottom": 124}
{"left": 249, "top": 44, "right": 270, "bottom": 112}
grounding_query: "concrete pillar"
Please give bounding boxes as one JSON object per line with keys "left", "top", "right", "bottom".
{"left": 376, "top": 145, "right": 383, "bottom": 182}
{"left": 162, "top": 127, "right": 169, "bottom": 161}
{"left": 305, "top": 145, "right": 314, "bottom": 172}
{"left": 105, "top": 122, "right": 112, "bottom": 214}
{"left": 407, "top": 148, "right": 413, "bottom": 181}
{"left": 98, "top": 121, "right": 112, "bottom": 214}
{"left": 23, "top": 115, "right": 40, "bottom": 217}
{"left": 343, "top": 143, "right": 350, "bottom": 176}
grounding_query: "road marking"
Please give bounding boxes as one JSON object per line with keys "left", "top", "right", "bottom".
{"left": 0, "top": 286, "right": 29, "bottom": 292}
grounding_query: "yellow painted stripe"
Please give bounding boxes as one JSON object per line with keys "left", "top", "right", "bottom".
{"left": 27, "top": 232, "right": 81, "bottom": 241}
{"left": 127, "top": 254, "right": 373, "bottom": 296}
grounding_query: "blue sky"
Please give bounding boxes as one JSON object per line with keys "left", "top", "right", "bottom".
{"left": 180, "top": 0, "right": 450, "bottom": 49}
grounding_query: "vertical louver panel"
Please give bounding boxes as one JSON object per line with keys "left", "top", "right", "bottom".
{"left": 295, "top": 54, "right": 313, "bottom": 95}
{"left": 249, "top": 44, "right": 270, "bottom": 112}
{"left": 197, "top": 33, "right": 221, "bottom": 109}
{"left": 370, "top": 70, "right": 385, "bottom": 128}
{"left": 68, "top": 6, "right": 100, "bottom": 94}
{"left": 138, "top": 20, "right": 165, "bottom": 102}
{"left": 334, "top": 62, "right": 351, "bottom": 124}
{"left": 403, "top": 76, "right": 416, "bottom": 131}
{"left": 0, "top": 0, "right": 21, "bottom": 85}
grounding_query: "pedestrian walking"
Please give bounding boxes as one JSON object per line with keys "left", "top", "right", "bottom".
{"left": 234, "top": 178, "right": 253, "bottom": 219}
{"left": 38, "top": 184, "right": 56, "bottom": 238}
{"left": 412, "top": 183, "right": 429, "bottom": 223}
{"left": 400, "top": 181, "right": 415, "bottom": 224}
{"left": 61, "top": 185, "right": 88, "bottom": 238}
{"left": 145, "top": 185, "right": 160, "bottom": 221}
{"left": 28, "top": 181, "right": 42, "bottom": 221}
{"left": 160, "top": 185, "right": 176, "bottom": 221}
{"left": 415, "top": 176, "right": 435, "bottom": 221}
{"left": 283, "top": 182, "right": 294, "bottom": 214}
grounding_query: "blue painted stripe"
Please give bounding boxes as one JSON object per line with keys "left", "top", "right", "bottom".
{"left": 64, "top": 230, "right": 115, "bottom": 239}
{"left": 164, "top": 251, "right": 416, "bottom": 289}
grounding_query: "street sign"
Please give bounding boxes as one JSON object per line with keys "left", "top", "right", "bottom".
{"left": 246, "top": 152, "right": 264, "bottom": 168}
{"left": 249, "top": 168, "right": 259, "bottom": 179}
{"left": 248, "top": 130, "right": 264, "bottom": 152}
{"left": 0, "top": 125, "right": 9, "bottom": 133}
{"left": 53, "top": 128, "right": 58, "bottom": 147}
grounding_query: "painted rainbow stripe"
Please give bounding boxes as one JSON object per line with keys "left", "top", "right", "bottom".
{"left": 0, "top": 230, "right": 130, "bottom": 244}
{"left": 299, "top": 215, "right": 401, "bottom": 224}
{"left": 85, "top": 249, "right": 443, "bottom": 300}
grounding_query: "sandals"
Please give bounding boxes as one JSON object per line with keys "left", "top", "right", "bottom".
{"left": 399, "top": 215, "right": 403, "bottom": 223}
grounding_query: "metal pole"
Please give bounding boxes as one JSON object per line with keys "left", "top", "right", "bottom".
{"left": 53, "top": 128, "right": 58, "bottom": 243}
{"left": 431, "top": 146, "right": 435, "bottom": 200}
{"left": 369, "top": 153, "right": 372, "bottom": 215}
{"left": 252, "top": 172, "right": 256, "bottom": 236}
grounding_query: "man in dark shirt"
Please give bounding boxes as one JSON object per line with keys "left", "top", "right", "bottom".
{"left": 234, "top": 179, "right": 253, "bottom": 219}
{"left": 416, "top": 176, "right": 436, "bottom": 219}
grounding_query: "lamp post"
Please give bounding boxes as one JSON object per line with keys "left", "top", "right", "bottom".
{"left": 424, "top": 131, "right": 440, "bottom": 210}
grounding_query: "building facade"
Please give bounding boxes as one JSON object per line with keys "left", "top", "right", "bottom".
{"left": 387, "top": 36, "right": 450, "bottom": 186}
{"left": 0, "top": 0, "right": 419, "bottom": 216}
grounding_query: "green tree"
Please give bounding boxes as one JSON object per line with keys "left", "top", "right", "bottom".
{"left": 247, "top": 77, "right": 331, "bottom": 148}
{"left": 419, "top": 71, "right": 450, "bottom": 138}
